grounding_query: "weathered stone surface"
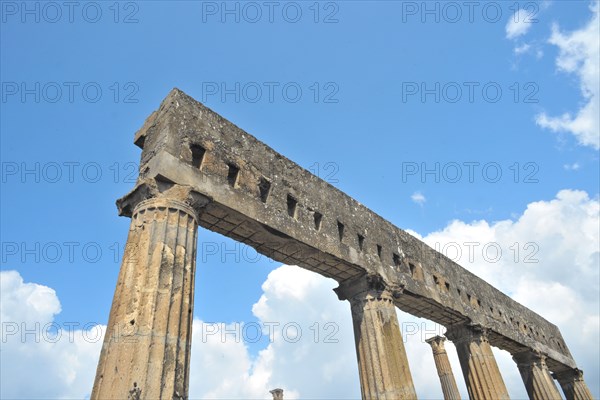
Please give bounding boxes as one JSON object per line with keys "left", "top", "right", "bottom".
{"left": 513, "top": 350, "right": 562, "bottom": 400}
{"left": 121, "top": 88, "right": 578, "bottom": 373}
{"left": 554, "top": 369, "right": 595, "bottom": 400}
{"left": 93, "top": 88, "right": 593, "bottom": 398}
{"left": 270, "top": 388, "right": 284, "bottom": 400}
{"left": 425, "top": 336, "right": 461, "bottom": 400}
{"left": 91, "top": 197, "right": 199, "bottom": 399}
{"left": 335, "top": 275, "right": 417, "bottom": 400}
{"left": 445, "top": 324, "right": 510, "bottom": 400}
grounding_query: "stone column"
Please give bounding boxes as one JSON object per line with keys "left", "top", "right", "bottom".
{"left": 335, "top": 274, "right": 417, "bottom": 400}
{"left": 445, "top": 324, "right": 510, "bottom": 400}
{"left": 91, "top": 197, "right": 199, "bottom": 400}
{"left": 512, "top": 351, "right": 562, "bottom": 400}
{"left": 554, "top": 369, "right": 594, "bottom": 400}
{"left": 425, "top": 336, "right": 461, "bottom": 400}
{"left": 270, "top": 388, "right": 284, "bottom": 400}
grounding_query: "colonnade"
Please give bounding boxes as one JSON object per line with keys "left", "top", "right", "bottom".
{"left": 90, "top": 197, "right": 594, "bottom": 400}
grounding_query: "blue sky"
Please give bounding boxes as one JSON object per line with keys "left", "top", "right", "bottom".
{"left": 1, "top": 1, "right": 599, "bottom": 399}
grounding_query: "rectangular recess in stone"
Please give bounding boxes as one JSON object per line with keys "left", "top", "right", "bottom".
{"left": 337, "top": 221, "right": 344, "bottom": 241}
{"left": 377, "top": 244, "right": 383, "bottom": 260}
{"left": 190, "top": 144, "right": 206, "bottom": 169}
{"left": 227, "top": 163, "right": 240, "bottom": 187}
{"left": 393, "top": 253, "right": 401, "bottom": 268}
{"left": 313, "top": 212, "right": 323, "bottom": 230}
{"left": 287, "top": 194, "right": 298, "bottom": 218}
{"left": 409, "top": 263, "right": 416, "bottom": 276}
{"left": 258, "top": 177, "right": 272, "bottom": 203}
{"left": 357, "top": 234, "right": 365, "bottom": 251}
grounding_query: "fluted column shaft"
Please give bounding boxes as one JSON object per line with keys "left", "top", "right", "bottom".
{"left": 513, "top": 351, "right": 561, "bottom": 400}
{"left": 426, "top": 336, "right": 461, "bottom": 400}
{"left": 335, "top": 275, "right": 417, "bottom": 400}
{"left": 91, "top": 197, "right": 198, "bottom": 400}
{"left": 554, "top": 369, "right": 594, "bottom": 400}
{"left": 446, "top": 324, "right": 510, "bottom": 400}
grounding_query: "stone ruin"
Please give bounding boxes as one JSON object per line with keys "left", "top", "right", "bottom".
{"left": 90, "top": 88, "right": 594, "bottom": 400}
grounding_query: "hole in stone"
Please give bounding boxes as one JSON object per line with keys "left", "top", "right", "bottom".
{"left": 433, "top": 275, "right": 440, "bottom": 285}
{"left": 409, "top": 263, "right": 416, "bottom": 276}
{"left": 457, "top": 288, "right": 461, "bottom": 296}
{"left": 393, "top": 253, "right": 401, "bottom": 268}
{"left": 258, "top": 177, "right": 271, "bottom": 203}
{"left": 190, "top": 144, "right": 206, "bottom": 169}
{"left": 130, "top": 319, "right": 135, "bottom": 325}
{"left": 287, "top": 194, "right": 297, "bottom": 218}
{"left": 337, "top": 221, "right": 345, "bottom": 241}
{"left": 227, "top": 163, "right": 240, "bottom": 187}
{"left": 357, "top": 234, "right": 365, "bottom": 251}
{"left": 156, "top": 175, "right": 176, "bottom": 193}
{"left": 467, "top": 293, "right": 472, "bottom": 302}
{"left": 490, "top": 306, "right": 494, "bottom": 313}
{"left": 313, "top": 212, "right": 322, "bottom": 230}
{"left": 477, "top": 299, "right": 482, "bottom": 307}
{"left": 445, "top": 282, "right": 450, "bottom": 291}
{"left": 376, "top": 244, "right": 382, "bottom": 260}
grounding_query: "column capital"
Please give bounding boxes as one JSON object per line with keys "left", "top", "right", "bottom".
{"left": 333, "top": 273, "right": 403, "bottom": 302}
{"left": 553, "top": 368, "right": 586, "bottom": 383}
{"left": 425, "top": 335, "right": 448, "bottom": 354}
{"left": 133, "top": 197, "right": 199, "bottom": 220}
{"left": 512, "top": 350, "right": 547, "bottom": 368}
{"left": 445, "top": 323, "right": 489, "bottom": 345}
{"left": 117, "top": 179, "right": 210, "bottom": 218}
{"left": 270, "top": 388, "right": 284, "bottom": 400}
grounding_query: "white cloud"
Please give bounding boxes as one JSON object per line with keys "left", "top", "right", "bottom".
{"left": 189, "top": 265, "right": 360, "bottom": 399}
{"left": 411, "top": 191, "right": 426, "bottom": 205}
{"left": 506, "top": 9, "right": 535, "bottom": 39}
{"left": 0, "top": 270, "right": 104, "bottom": 399}
{"left": 514, "top": 43, "right": 531, "bottom": 55}
{"left": 419, "top": 189, "right": 599, "bottom": 397}
{"left": 536, "top": 4, "right": 600, "bottom": 149}
{"left": 564, "top": 162, "right": 581, "bottom": 171}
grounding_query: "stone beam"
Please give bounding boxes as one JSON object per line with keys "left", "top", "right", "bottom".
{"left": 121, "top": 88, "right": 579, "bottom": 374}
